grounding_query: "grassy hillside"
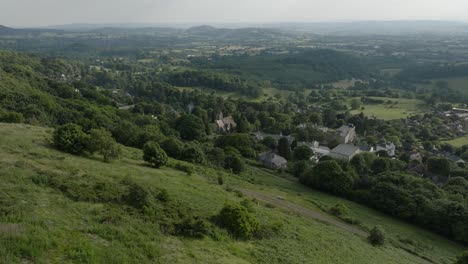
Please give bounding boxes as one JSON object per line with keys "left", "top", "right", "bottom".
{"left": 0, "top": 123, "right": 465, "bottom": 263}
{"left": 350, "top": 97, "right": 428, "bottom": 120}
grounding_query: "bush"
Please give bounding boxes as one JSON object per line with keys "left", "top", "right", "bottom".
{"left": 217, "top": 175, "right": 224, "bottom": 185}
{"left": 368, "top": 226, "right": 386, "bottom": 246}
{"left": 254, "top": 222, "right": 283, "bottom": 239}
{"left": 143, "top": 141, "right": 168, "bottom": 168}
{"left": 329, "top": 203, "right": 349, "bottom": 217}
{"left": 53, "top": 123, "right": 89, "bottom": 155}
{"left": 173, "top": 162, "right": 194, "bottom": 175}
{"left": 300, "top": 160, "right": 354, "bottom": 195}
{"left": 122, "top": 180, "right": 152, "bottom": 210}
{"left": 88, "top": 128, "right": 121, "bottom": 162}
{"left": 455, "top": 251, "right": 468, "bottom": 264}
{"left": 216, "top": 202, "right": 259, "bottom": 239}
{"left": 0, "top": 111, "right": 24, "bottom": 123}
{"left": 175, "top": 216, "right": 211, "bottom": 238}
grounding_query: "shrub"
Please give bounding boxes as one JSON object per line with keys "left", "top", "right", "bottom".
{"left": 143, "top": 141, "right": 168, "bottom": 168}
{"left": 329, "top": 203, "right": 349, "bottom": 217}
{"left": 88, "top": 128, "right": 121, "bottom": 162}
{"left": 254, "top": 222, "right": 283, "bottom": 239}
{"left": 368, "top": 226, "right": 386, "bottom": 246}
{"left": 0, "top": 111, "right": 24, "bottom": 123}
{"left": 156, "top": 189, "right": 170, "bottom": 203}
{"left": 216, "top": 202, "right": 259, "bottom": 239}
{"left": 217, "top": 175, "right": 224, "bottom": 185}
{"left": 53, "top": 123, "right": 89, "bottom": 155}
{"left": 175, "top": 216, "right": 210, "bottom": 238}
{"left": 122, "top": 180, "right": 152, "bottom": 210}
{"left": 174, "top": 162, "right": 194, "bottom": 175}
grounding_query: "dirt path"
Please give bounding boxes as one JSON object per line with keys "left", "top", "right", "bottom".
{"left": 239, "top": 188, "right": 434, "bottom": 264}
{"left": 239, "top": 188, "right": 369, "bottom": 237}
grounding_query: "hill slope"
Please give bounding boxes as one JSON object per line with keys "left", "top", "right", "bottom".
{"left": 0, "top": 123, "right": 465, "bottom": 263}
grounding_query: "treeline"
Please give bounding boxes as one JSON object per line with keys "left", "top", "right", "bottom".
{"left": 167, "top": 70, "right": 262, "bottom": 97}
{"left": 192, "top": 49, "right": 375, "bottom": 89}
{"left": 296, "top": 155, "right": 468, "bottom": 245}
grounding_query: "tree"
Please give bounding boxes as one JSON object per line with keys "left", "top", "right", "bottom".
{"left": 216, "top": 202, "right": 259, "bottom": 239}
{"left": 143, "top": 141, "right": 168, "bottom": 168}
{"left": 368, "top": 226, "right": 386, "bottom": 246}
{"left": 88, "top": 128, "right": 121, "bottom": 162}
{"left": 224, "top": 153, "right": 244, "bottom": 174}
{"left": 371, "top": 158, "right": 391, "bottom": 174}
{"left": 427, "top": 157, "right": 451, "bottom": 176}
{"left": 160, "top": 137, "right": 184, "bottom": 159}
{"left": 278, "top": 137, "right": 292, "bottom": 160}
{"left": 181, "top": 143, "right": 205, "bottom": 164}
{"left": 293, "top": 145, "right": 313, "bottom": 161}
{"left": 300, "top": 160, "right": 354, "bottom": 195}
{"left": 261, "top": 136, "right": 277, "bottom": 150}
{"left": 350, "top": 99, "right": 361, "bottom": 110}
{"left": 53, "top": 123, "right": 89, "bottom": 155}
{"left": 176, "top": 115, "right": 206, "bottom": 141}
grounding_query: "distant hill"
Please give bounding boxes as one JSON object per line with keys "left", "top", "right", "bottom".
{"left": 269, "top": 20, "right": 468, "bottom": 35}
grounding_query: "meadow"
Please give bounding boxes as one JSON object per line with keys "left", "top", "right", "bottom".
{"left": 0, "top": 123, "right": 465, "bottom": 263}
{"left": 350, "top": 97, "right": 429, "bottom": 120}
{"left": 443, "top": 136, "right": 468, "bottom": 147}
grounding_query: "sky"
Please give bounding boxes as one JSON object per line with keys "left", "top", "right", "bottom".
{"left": 1, "top": 0, "right": 468, "bottom": 27}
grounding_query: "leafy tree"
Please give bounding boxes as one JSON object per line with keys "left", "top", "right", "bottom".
{"left": 261, "top": 136, "right": 277, "bottom": 150}
{"left": 368, "top": 226, "right": 386, "bottom": 246}
{"left": 224, "top": 153, "right": 244, "bottom": 174}
{"left": 277, "top": 137, "right": 292, "bottom": 160}
{"left": 300, "top": 160, "right": 354, "bottom": 195}
{"left": 53, "top": 123, "right": 89, "bottom": 155}
{"left": 293, "top": 145, "right": 313, "bottom": 161}
{"left": 371, "top": 158, "right": 391, "bottom": 174}
{"left": 216, "top": 133, "right": 255, "bottom": 158}
{"left": 88, "top": 128, "right": 121, "bottom": 162}
{"left": 160, "top": 137, "right": 184, "bottom": 159}
{"left": 292, "top": 160, "right": 311, "bottom": 177}
{"left": 143, "top": 141, "right": 168, "bottom": 168}
{"left": 350, "top": 99, "right": 361, "bottom": 110}
{"left": 176, "top": 115, "right": 206, "bottom": 141}
{"left": 427, "top": 157, "right": 451, "bottom": 176}
{"left": 216, "top": 202, "right": 259, "bottom": 239}
{"left": 181, "top": 143, "right": 205, "bottom": 164}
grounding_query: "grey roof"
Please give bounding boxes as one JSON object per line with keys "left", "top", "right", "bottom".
{"left": 259, "top": 152, "right": 287, "bottom": 166}
{"left": 357, "top": 143, "right": 372, "bottom": 152}
{"left": 330, "top": 144, "right": 360, "bottom": 157}
{"left": 337, "top": 125, "right": 354, "bottom": 137}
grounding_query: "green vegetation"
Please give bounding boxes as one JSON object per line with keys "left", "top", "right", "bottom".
{"left": 1, "top": 123, "right": 465, "bottom": 263}
{"left": 350, "top": 97, "right": 428, "bottom": 120}
{"left": 443, "top": 136, "right": 468, "bottom": 148}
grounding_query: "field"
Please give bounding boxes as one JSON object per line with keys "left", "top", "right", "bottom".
{"left": 416, "top": 76, "right": 468, "bottom": 97}
{"left": 0, "top": 123, "right": 465, "bottom": 263}
{"left": 350, "top": 97, "right": 429, "bottom": 120}
{"left": 443, "top": 136, "right": 468, "bottom": 147}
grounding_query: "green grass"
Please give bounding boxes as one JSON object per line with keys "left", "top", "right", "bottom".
{"left": 0, "top": 123, "right": 465, "bottom": 263}
{"left": 443, "top": 136, "right": 468, "bottom": 147}
{"left": 350, "top": 97, "right": 429, "bottom": 120}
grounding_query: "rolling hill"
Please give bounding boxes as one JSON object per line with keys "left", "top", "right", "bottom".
{"left": 0, "top": 123, "right": 465, "bottom": 263}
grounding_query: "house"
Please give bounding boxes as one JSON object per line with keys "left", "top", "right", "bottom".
{"left": 215, "top": 116, "right": 237, "bottom": 133}
{"left": 357, "top": 143, "right": 374, "bottom": 153}
{"left": 376, "top": 142, "right": 396, "bottom": 157}
{"left": 259, "top": 152, "right": 288, "bottom": 169}
{"left": 297, "top": 141, "right": 330, "bottom": 160}
{"left": 445, "top": 154, "right": 465, "bottom": 164}
{"left": 409, "top": 152, "right": 422, "bottom": 162}
{"left": 328, "top": 144, "right": 360, "bottom": 162}
{"left": 334, "top": 125, "right": 357, "bottom": 144}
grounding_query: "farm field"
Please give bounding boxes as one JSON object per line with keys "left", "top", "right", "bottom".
{"left": 0, "top": 123, "right": 465, "bottom": 263}
{"left": 443, "top": 136, "right": 468, "bottom": 147}
{"left": 350, "top": 97, "right": 429, "bottom": 120}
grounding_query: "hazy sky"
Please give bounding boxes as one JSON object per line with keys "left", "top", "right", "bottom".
{"left": 2, "top": 0, "right": 468, "bottom": 27}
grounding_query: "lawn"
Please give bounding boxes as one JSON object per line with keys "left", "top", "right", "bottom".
{"left": 0, "top": 123, "right": 465, "bottom": 263}
{"left": 350, "top": 97, "right": 429, "bottom": 120}
{"left": 443, "top": 136, "right": 468, "bottom": 147}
